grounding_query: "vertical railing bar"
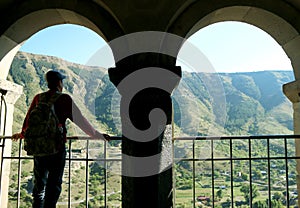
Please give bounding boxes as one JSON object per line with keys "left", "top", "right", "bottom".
{"left": 85, "top": 138, "right": 89, "bottom": 207}
{"left": 2, "top": 102, "right": 6, "bottom": 200}
{"left": 0, "top": 97, "right": 2, "bottom": 199}
{"left": 267, "top": 138, "right": 271, "bottom": 208}
{"left": 211, "top": 139, "right": 214, "bottom": 208}
{"left": 0, "top": 139, "right": 4, "bottom": 201}
{"left": 230, "top": 138, "right": 234, "bottom": 208}
{"left": 284, "top": 137, "right": 289, "bottom": 207}
{"left": 172, "top": 139, "right": 176, "bottom": 206}
{"left": 249, "top": 138, "right": 252, "bottom": 208}
{"left": 0, "top": 94, "right": 7, "bottom": 199}
{"left": 104, "top": 140, "right": 107, "bottom": 208}
{"left": 192, "top": 139, "right": 195, "bottom": 208}
{"left": 0, "top": 141, "right": 6, "bottom": 205}
{"left": 68, "top": 139, "right": 72, "bottom": 208}
{"left": 16, "top": 139, "right": 22, "bottom": 208}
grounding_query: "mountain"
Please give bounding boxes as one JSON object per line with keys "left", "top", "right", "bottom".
{"left": 173, "top": 71, "right": 293, "bottom": 136}
{"left": 8, "top": 52, "right": 118, "bottom": 136}
{"left": 8, "top": 51, "right": 294, "bottom": 137}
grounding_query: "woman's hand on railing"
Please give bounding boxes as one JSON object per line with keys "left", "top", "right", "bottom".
{"left": 12, "top": 133, "right": 22, "bottom": 141}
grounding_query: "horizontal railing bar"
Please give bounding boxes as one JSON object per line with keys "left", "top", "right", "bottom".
{"left": 2, "top": 134, "right": 300, "bottom": 141}
{"left": 2, "top": 156, "right": 122, "bottom": 162}
{"left": 48, "top": 134, "right": 300, "bottom": 141}
{"left": 174, "top": 156, "right": 300, "bottom": 161}
{"left": 6, "top": 157, "right": 294, "bottom": 161}
{"left": 0, "top": 136, "right": 122, "bottom": 140}
{"left": 174, "top": 134, "right": 300, "bottom": 140}
{"left": 65, "top": 158, "right": 122, "bottom": 161}
{"left": 66, "top": 136, "right": 121, "bottom": 140}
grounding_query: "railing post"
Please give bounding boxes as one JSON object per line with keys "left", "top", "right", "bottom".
{"left": 0, "top": 80, "right": 22, "bottom": 207}
{"left": 283, "top": 80, "right": 300, "bottom": 208}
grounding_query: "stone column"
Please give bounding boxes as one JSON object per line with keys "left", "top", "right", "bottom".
{"left": 108, "top": 57, "right": 181, "bottom": 207}
{"left": 0, "top": 79, "right": 22, "bottom": 207}
{"left": 283, "top": 80, "right": 300, "bottom": 208}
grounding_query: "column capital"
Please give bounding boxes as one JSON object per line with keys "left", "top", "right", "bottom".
{"left": 0, "top": 79, "right": 23, "bottom": 104}
{"left": 282, "top": 80, "right": 300, "bottom": 103}
{"left": 108, "top": 63, "right": 181, "bottom": 126}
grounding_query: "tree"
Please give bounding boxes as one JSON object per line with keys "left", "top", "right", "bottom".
{"left": 240, "top": 184, "right": 260, "bottom": 204}
{"left": 252, "top": 169, "right": 263, "bottom": 180}
{"left": 241, "top": 172, "right": 249, "bottom": 181}
{"left": 271, "top": 199, "right": 284, "bottom": 208}
{"left": 253, "top": 200, "right": 268, "bottom": 208}
{"left": 273, "top": 192, "right": 284, "bottom": 201}
{"left": 216, "top": 189, "right": 224, "bottom": 201}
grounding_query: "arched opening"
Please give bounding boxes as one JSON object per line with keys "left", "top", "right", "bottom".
{"left": 173, "top": 21, "right": 296, "bottom": 207}
{"left": 173, "top": 7, "right": 298, "bottom": 206}
{"left": 9, "top": 24, "right": 116, "bottom": 134}
{"left": 175, "top": 21, "right": 294, "bottom": 137}
{"left": 0, "top": 2, "right": 123, "bottom": 206}
{"left": 4, "top": 23, "right": 120, "bottom": 207}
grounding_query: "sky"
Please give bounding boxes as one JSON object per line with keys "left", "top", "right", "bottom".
{"left": 20, "top": 22, "right": 293, "bottom": 73}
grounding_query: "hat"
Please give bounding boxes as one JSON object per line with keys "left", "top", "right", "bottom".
{"left": 46, "top": 70, "right": 66, "bottom": 83}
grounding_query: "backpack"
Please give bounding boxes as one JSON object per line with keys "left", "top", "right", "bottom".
{"left": 24, "top": 92, "right": 63, "bottom": 156}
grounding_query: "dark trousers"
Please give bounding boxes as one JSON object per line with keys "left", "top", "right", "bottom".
{"left": 32, "top": 149, "right": 66, "bottom": 208}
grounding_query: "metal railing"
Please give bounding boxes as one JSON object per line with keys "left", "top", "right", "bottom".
{"left": 3, "top": 136, "right": 121, "bottom": 208}
{"left": 173, "top": 135, "right": 300, "bottom": 207}
{"left": 1, "top": 135, "right": 300, "bottom": 207}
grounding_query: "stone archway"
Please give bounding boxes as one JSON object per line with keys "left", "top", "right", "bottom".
{"left": 2, "top": 0, "right": 300, "bottom": 207}
{"left": 170, "top": 5, "right": 300, "bottom": 207}
{"left": 0, "top": 4, "right": 121, "bottom": 206}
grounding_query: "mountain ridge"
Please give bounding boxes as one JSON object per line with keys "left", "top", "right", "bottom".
{"left": 8, "top": 51, "right": 295, "bottom": 137}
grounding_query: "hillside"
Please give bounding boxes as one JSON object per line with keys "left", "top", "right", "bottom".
{"left": 173, "top": 70, "right": 293, "bottom": 136}
{"left": 8, "top": 51, "right": 117, "bottom": 136}
{"left": 8, "top": 51, "right": 294, "bottom": 137}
